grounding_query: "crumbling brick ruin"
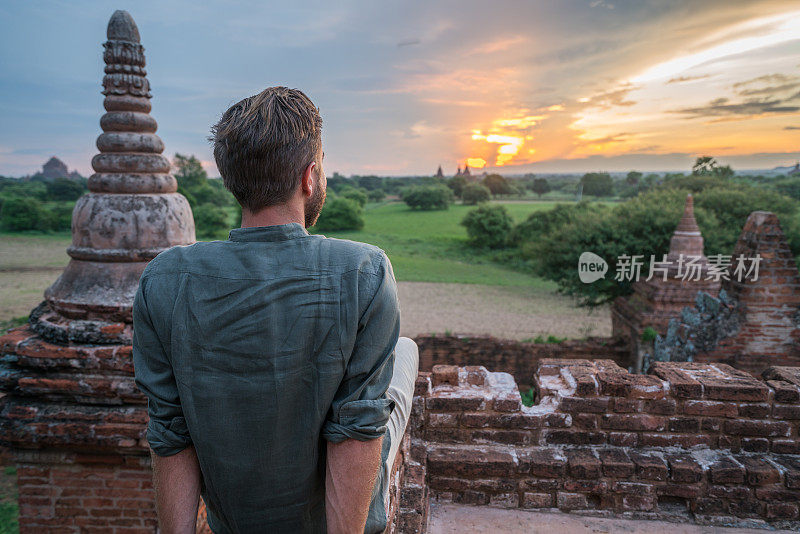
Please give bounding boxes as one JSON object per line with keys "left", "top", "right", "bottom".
{"left": 653, "top": 211, "right": 800, "bottom": 375}
{"left": 389, "top": 361, "right": 800, "bottom": 531}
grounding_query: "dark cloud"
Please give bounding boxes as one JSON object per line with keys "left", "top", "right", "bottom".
{"left": 397, "top": 38, "right": 421, "bottom": 48}
{"left": 732, "top": 73, "right": 800, "bottom": 97}
{"left": 785, "top": 126, "right": 800, "bottom": 130}
{"left": 674, "top": 91, "right": 800, "bottom": 119}
{"left": 584, "top": 86, "right": 636, "bottom": 108}
{"left": 667, "top": 74, "right": 710, "bottom": 84}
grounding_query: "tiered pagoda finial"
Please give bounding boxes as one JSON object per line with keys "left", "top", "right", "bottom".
{"left": 666, "top": 194, "right": 706, "bottom": 262}
{"left": 36, "top": 10, "right": 195, "bottom": 344}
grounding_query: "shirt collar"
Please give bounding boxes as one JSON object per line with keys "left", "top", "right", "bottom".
{"left": 228, "top": 223, "right": 310, "bottom": 242}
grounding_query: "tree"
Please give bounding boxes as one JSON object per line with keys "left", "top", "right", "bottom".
{"left": 461, "top": 205, "right": 513, "bottom": 249}
{"left": 482, "top": 174, "right": 512, "bottom": 197}
{"left": 580, "top": 172, "right": 613, "bottom": 197}
{"left": 447, "top": 175, "right": 467, "bottom": 198}
{"left": 692, "top": 156, "right": 733, "bottom": 179}
{"left": 313, "top": 197, "right": 364, "bottom": 231}
{"left": 193, "top": 204, "right": 229, "bottom": 238}
{"left": 46, "top": 177, "right": 85, "bottom": 201}
{"left": 0, "top": 197, "right": 48, "bottom": 231}
{"left": 522, "top": 183, "right": 799, "bottom": 306}
{"left": 626, "top": 171, "right": 642, "bottom": 186}
{"left": 367, "top": 189, "right": 386, "bottom": 202}
{"left": 401, "top": 185, "right": 453, "bottom": 210}
{"left": 462, "top": 184, "right": 491, "bottom": 205}
{"left": 173, "top": 154, "right": 207, "bottom": 188}
{"left": 531, "top": 178, "right": 551, "bottom": 198}
{"left": 339, "top": 187, "right": 368, "bottom": 208}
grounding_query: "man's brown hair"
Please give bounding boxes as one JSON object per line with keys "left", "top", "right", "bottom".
{"left": 211, "top": 86, "right": 322, "bottom": 212}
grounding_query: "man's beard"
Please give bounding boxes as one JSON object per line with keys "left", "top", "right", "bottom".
{"left": 304, "top": 175, "right": 326, "bottom": 228}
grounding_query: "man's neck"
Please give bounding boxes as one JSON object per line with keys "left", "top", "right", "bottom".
{"left": 240, "top": 201, "right": 305, "bottom": 229}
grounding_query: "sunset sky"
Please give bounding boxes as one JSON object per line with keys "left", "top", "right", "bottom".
{"left": 1, "top": 0, "right": 799, "bottom": 177}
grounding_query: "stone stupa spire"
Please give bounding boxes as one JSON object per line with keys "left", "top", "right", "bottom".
{"left": 666, "top": 193, "right": 706, "bottom": 262}
{"left": 36, "top": 10, "right": 195, "bottom": 344}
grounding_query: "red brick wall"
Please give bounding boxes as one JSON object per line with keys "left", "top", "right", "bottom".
{"left": 416, "top": 335, "right": 630, "bottom": 385}
{"left": 14, "top": 452, "right": 156, "bottom": 534}
{"left": 397, "top": 361, "right": 800, "bottom": 529}
{"left": 700, "top": 212, "right": 800, "bottom": 374}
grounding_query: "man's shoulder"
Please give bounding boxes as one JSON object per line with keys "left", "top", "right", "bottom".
{"left": 141, "top": 240, "right": 228, "bottom": 277}
{"left": 316, "top": 235, "right": 389, "bottom": 274}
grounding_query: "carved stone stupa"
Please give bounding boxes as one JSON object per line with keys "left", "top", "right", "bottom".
{"left": 35, "top": 9, "right": 195, "bottom": 345}
{"left": 0, "top": 11, "right": 195, "bottom": 531}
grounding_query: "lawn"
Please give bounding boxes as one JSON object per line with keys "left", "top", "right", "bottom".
{"left": 0, "top": 199, "right": 612, "bottom": 323}
{"left": 314, "top": 200, "right": 574, "bottom": 287}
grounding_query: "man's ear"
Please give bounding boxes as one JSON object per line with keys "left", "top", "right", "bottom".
{"left": 301, "top": 162, "right": 316, "bottom": 198}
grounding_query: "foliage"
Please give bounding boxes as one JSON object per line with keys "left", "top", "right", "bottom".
{"left": 773, "top": 176, "right": 800, "bottom": 201}
{"left": 0, "top": 197, "right": 50, "bottom": 231}
{"left": 339, "top": 187, "right": 368, "bottom": 208}
{"left": 461, "top": 205, "right": 513, "bottom": 249}
{"left": 531, "top": 178, "right": 551, "bottom": 198}
{"left": 356, "top": 175, "right": 384, "bottom": 191}
{"left": 626, "top": 171, "right": 643, "bottom": 186}
{"left": 524, "top": 183, "right": 799, "bottom": 306}
{"left": 520, "top": 387, "right": 535, "bottom": 407}
{"left": 510, "top": 202, "right": 604, "bottom": 247}
{"left": 692, "top": 156, "right": 733, "bottom": 179}
{"left": 462, "top": 184, "right": 491, "bottom": 205}
{"left": 482, "top": 174, "right": 513, "bottom": 196}
{"left": 580, "top": 172, "right": 613, "bottom": 197}
{"left": 447, "top": 175, "right": 467, "bottom": 198}
{"left": 46, "top": 178, "right": 84, "bottom": 201}
{"left": 314, "top": 197, "right": 365, "bottom": 231}
{"left": 641, "top": 326, "right": 658, "bottom": 342}
{"left": 401, "top": 185, "right": 453, "bottom": 210}
{"left": 367, "top": 189, "right": 386, "bottom": 202}
{"left": 193, "top": 204, "right": 229, "bottom": 237}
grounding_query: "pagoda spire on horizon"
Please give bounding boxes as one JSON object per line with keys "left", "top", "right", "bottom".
{"left": 666, "top": 194, "right": 706, "bottom": 263}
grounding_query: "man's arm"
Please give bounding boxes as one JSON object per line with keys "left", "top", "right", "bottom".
{"left": 132, "top": 274, "right": 198, "bottom": 533}
{"left": 151, "top": 445, "right": 202, "bottom": 534}
{"left": 322, "top": 251, "right": 401, "bottom": 532}
{"left": 325, "top": 437, "right": 383, "bottom": 534}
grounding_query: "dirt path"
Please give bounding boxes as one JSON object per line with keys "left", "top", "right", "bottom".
{"left": 398, "top": 282, "right": 610, "bottom": 340}
{"left": 428, "top": 503, "right": 793, "bottom": 534}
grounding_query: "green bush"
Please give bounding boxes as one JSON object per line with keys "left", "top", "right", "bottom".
{"left": 49, "top": 202, "right": 74, "bottom": 231}
{"left": 524, "top": 184, "right": 799, "bottom": 306}
{"left": 461, "top": 205, "right": 513, "bottom": 249}
{"left": 193, "top": 204, "right": 229, "bottom": 238}
{"left": 46, "top": 178, "right": 85, "bottom": 201}
{"left": 580, "top": 172, "right": 613, "bottom": 197}
{"left": 367, "top": 189, "right": 386, "bottom": 202}
{"left": 0, "top": 197, "right": 49, "bottom": 231}
{"left": 314, "top": 197, "right": 364, "bottom": 231}
{"left": 462, "top": 184, "right": 491, "bottom": 205}
{"left": 340, "top": 187, "right": 368, "bottom": 208}
{"left": 773, "top": 176, "right": 800, "bottom": 201}
{"left": 401, "top": 185, "right": 453, "bottom": 210}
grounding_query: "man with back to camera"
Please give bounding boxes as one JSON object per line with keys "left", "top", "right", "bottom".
{"left": 132, "top": 86, "right": 419, "bottom": 534}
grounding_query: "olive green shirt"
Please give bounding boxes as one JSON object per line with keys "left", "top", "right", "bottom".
{"left": 132, "top": 223, "right": 400, "bottom": 533}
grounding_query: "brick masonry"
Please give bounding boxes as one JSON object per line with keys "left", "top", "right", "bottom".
{"left": 391, "top": 361, "right": 800, "bottom": 532}
{"left": 614, "top": 210, "right": 800, "bottom": 375}
{"left": 416, "top": 335, "right": 630, "bottom": 386}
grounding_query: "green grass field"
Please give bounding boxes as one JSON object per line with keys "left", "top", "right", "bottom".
{"left": 0, "top": 199, "right": 613, "bottom": 326}
{"left": 314, "top": 200, "right": 573, "bottom": 287}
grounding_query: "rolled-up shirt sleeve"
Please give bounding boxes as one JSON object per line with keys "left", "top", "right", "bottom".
{"left": 322, "top": 252, "right": 400, "bottom": 443}
{"left": 132, "top": 274, "right": 193, "bottom": 457}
